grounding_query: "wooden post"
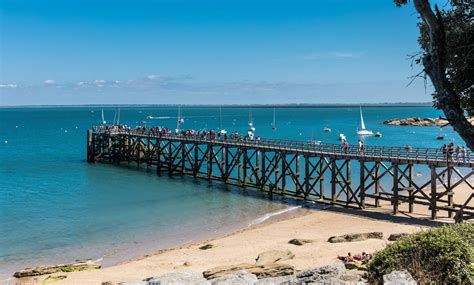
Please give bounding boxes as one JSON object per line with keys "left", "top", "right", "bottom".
{"left": 408, "top": 163, "right": 414, "bottom": 213}
{"left": 167, "top": 142, "right": 172, "bottom": 174}
{"left": 296, "top": 155, "right": 301, "bottom": 196}
{"left": 157, "top": 140, "right": 162, "bottom": 175}
{"left": 374, "top": 162, "right": 380, "bottom": 207}
{"left": 430, "top": 165, "right": 438, "bottom": 219}
{"left": 207, "top": 144, "right": 213, "bottom": 180}
{"left": 193, "top": 143, "right": 199, "bottom": 177}
{"left": 181, "top": 143, "right": 186, "bottom": 174}
{"left": 281, "top": 154, "right": 286, "bottom": 195}
{"left": 87, "top": 130, "right": 94, "bottom": 162}
{"left": 346, "top": 160, "right": 351, "bottom": 206}
{"left": 238, "top": 150, "right": 243, "bottom": 184}
{"left": 360, "top": 161, "right": 365, "bottom": 209}
{"left": 222, "top": 147, "right": 227, "bottom": 180}
{"left": 447, "top": 166, "right": 453, "bottom": 218}
{"left": 393, "top": 163, "right": 399, "bottom": 215}
{"left": 255, "top": 150, "right": 260, "bottom": 186}
{"left": 243, "top": 149, "right": 247, "bottom": 186}
{"left": 331, "top": 159, "right": 337, "bottom": 204}
{"left": 261, "top": 151, "right": 266, "bottom": 191}
{"left": 274, "top": 153, "right": 279, "bottom": 192}
{"left": 304, "top": 156, "right": 310, "bottom": 199}
{"left": 319, "top": 158, "right": 324, "bottom": 199}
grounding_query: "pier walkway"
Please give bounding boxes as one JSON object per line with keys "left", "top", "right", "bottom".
{"left": 87, "top": 128, "right": 474, "bottom": 222}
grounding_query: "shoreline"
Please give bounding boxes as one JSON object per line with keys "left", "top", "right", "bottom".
{"left": 4, "top": 183, "right": 471, "bottom": 284}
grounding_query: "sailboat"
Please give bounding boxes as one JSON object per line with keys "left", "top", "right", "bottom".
{"left": 176, "top": 106, "right": 184, "bottom": 131}
{"left": 271, "top": 108, "right": 277, "bottom": 131}
{"left": 101, "top": 108, "right": 106, "bottom": 125}
{"left": 219, "top": 107, "right": 227, "bottom": 135}
{"left": 356, "top": 106, "right": 373, "bottom": 136}
{"left": 248, "top": 108, "right": 256, "bottom": 132}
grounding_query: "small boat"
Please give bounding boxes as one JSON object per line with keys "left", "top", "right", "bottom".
{"left": 271, "top": 108, "right": 277, "bottom": 131}
{"left": 219, "top": 107, "right": 227, "bottom": 134}
{"left": 323, "top": 127, "right": 332, "bottom": 132}
{"left": 339, "top": 133, "right": 346, "bottom": 141}
{"left": 146, "top": 115, "right": 153, "bottom": 119}
{"left": 374, "top": 132, "right": 382, "bottom": 138}
{"left": 437, "top": 135, "right": 445, "bottom": 140}
{"left": 248, "top": 108, "right": 256, "bottom": 132}
{"left": 356, "top": 106, "right": 373, "bottom": 136}
{"left": 176, "top": 106, "right": 184, "bottom": 130}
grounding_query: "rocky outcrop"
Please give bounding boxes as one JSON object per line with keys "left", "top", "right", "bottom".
{"left": 121, "top": 271, "right": 211, "bottom": 285}
{"left": 256, "top": 275, "right": 298, "bottom": 284}
{"left": 383, "top": 270, "right": 416, "bottom": 285}
{"left": 384, "top": 116, "right": 474, "bottom": 127}
{"left": 13, "top": 260, "right": 101, "bottom": 278}
{"left": 210, "top": 270, "right": 258, "bottom": 285}
{"left": 328, "top": 232, "right": 383, "bottom": 243}
{"left": 199, "top": 244, "right": 215, "bottom": 250}
{"left": 203, "top": 263, "right": 295, "bottom": 279}
{"left": 388, "top": 233, "right": 410, "bottom": 241}
{"left": 288, "top": 238, "right": 313, "bottom": 246}
{"left": 255, "top": 250, "right": 295, "bottom": 265}
{"left": 296, "top": 263, "right": 346, "bottom": 283}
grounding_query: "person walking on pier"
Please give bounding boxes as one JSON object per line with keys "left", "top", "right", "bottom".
{"left": 342, "top": 139, "right": 349, "bottom": 154}
{"left": 358, "top": 140, "right": 364, "bottom": 154}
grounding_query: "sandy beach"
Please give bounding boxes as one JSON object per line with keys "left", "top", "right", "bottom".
{"left": 9, "top": 181, "right": 473, "bottom": 285}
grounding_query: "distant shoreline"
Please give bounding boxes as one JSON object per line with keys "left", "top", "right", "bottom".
{"left": 0, "top": 102, "right": 432, "bottom": 109}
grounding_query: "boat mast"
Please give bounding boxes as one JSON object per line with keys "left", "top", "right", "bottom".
{"left": 219, "top": 106, "right": 223, "bottom": 130}
{"left": 359, "top": 106, "right": 366, "bottom": 130}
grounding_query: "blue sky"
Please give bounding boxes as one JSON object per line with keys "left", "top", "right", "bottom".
{"left": 1, "top": 0, "right": 436, "bottom": 105}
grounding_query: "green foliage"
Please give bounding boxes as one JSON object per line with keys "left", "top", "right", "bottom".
{"left": 368, "top": 223, "right": 474, "bottom": 284}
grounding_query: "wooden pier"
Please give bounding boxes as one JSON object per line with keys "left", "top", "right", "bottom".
{"left": 87, "top": 128, "right": 474, "bottom": 222}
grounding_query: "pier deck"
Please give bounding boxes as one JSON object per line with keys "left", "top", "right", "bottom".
{"left": 87, "top": 128, "right": 474, "bottom": 222}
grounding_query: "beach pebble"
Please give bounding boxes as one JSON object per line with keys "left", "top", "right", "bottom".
{"left": 288, "top": 238, "right": 314, "bottom": 246}
{"left": 255, "top": 250, "right": 295, "bottom": 265}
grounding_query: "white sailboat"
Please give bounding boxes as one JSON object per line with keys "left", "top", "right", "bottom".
{"left": 248, "top": 108, "right": 256, "bottom": 132}
{"left": 356, "top": 106, "right": 373, "bottom": 136}
{"left": 101, "top": 108, "right": 106, "bottom": 125}
{"left": 176, "top": 106, "right": 184, "bottom": 131}
{"left": 219, "top": 107, "right": 227, "bottom": 135}
{"left": 271, "top": 108, "right": 277, "bottom": 131}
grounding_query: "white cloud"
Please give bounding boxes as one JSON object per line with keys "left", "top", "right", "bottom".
{"left": 0, "top": 84, "right": 17, "bottom": 88}
{"left": 77, "top": 81, "right": 87, "bottom": 86}
{"left": 147, "top": 74, "right": 159, "bottom": 80}
{"left": 94, "top": 79, "right": 106, "bottom": 85}
{"left": 44, "top": 79, "right": 56, "bottom": 85}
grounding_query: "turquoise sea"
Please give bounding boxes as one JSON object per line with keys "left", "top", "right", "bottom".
{"left": 0, "top": 106, "right": 466, "bottom": 279}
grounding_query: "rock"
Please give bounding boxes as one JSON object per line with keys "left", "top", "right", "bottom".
{"left": 257, "top": 275, "right": 298, "bottom": 284}
{"left": 328, "top": 232, "right": 383, "bottom": 243}
{"left": 388, "top": 233, "right": 409, "bottom": 241}
{"left": 203, "top": 263, "right": 294, "bottom": 279}
{"left": 384, "top": 116, "right": 474, "bottom": 127}
{"left": 145, "top": 271, "right": 210, "bottom": 285}
{"left": 13, "top": 260, "right": 101, "bottom": 278}
{"left": 119, "top": 281, "right": 148, "bottom": 285}
{"left": 199, "top": 244, "right": 215, "bottom": 250}
{"left": 383, "top": 270, "right": 416, "bottom": 285}
{"left": 296, "top": 263, "right": 346, "bottom": 283}
{"left": 255, "top": 250, "right": 295, "bottom": 265}
{"left": 288, "top": 239, "right": 313, "bottom": 246}
{"left": 210, "top": 271, "right": 258, "bottom": 285}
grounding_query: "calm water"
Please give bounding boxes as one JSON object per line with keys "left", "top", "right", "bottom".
{"left": 0, "top": 106, "right": 465, "bottom": 278}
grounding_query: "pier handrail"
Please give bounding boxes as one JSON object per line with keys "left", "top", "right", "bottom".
{"left": 91, "top": 128, "right": 473, "bottom": 165}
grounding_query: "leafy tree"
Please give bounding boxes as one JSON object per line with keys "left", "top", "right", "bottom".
{"left": 395, "top": 0, "right": 474, "bottom": 150}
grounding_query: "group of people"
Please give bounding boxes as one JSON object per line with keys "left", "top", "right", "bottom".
{"left": 341, "top": 139, "right": 365, "bottom": 153}
{"left": 95, "top": 124, "right": 262, "bottom": 141}
{"left": 442, "top": 142, "right": 468, "bottom": 162}
{"left": 337, "top": 252, "right": 372, "bottom": 268}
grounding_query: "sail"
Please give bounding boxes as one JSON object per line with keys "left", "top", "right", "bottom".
{"left": 359, "top": 107, "right": 366, "bottom": 130}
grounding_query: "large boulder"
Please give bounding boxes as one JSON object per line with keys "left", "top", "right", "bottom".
{"left": 256, "top": 275, "right": 298, "bottom": 284}
{"left": 288, "top": 239, "right": 313, "bottom": 246}
{"left": 328, "top": 232, "right": 383, "bottom": 243}
{"left": 383, "top": 270, "right": 416, "bottom": 285}
{"left": 13, "top": 260, "right": 101, "bottom": 278}
{"left": 296, "top": 263, "right": 346, "bottom": 283}
{"left": 144, "top": 271, "right": 211, "bottom": 285}
{"left": 203, "top": 263, "right": 294, "bottom": 280}
{"left": 210, "top": 271, "right": 258, "bottom": 285}
{"left": 255, "top": 250, "right": 295, "bottom": 265}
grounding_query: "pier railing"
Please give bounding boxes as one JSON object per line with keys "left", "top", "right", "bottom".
{"left": 87, "top": 128, "right": 474, "bottom": 222}
{"left": 92, "top": 128, "right": 473, "bottom": 167}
